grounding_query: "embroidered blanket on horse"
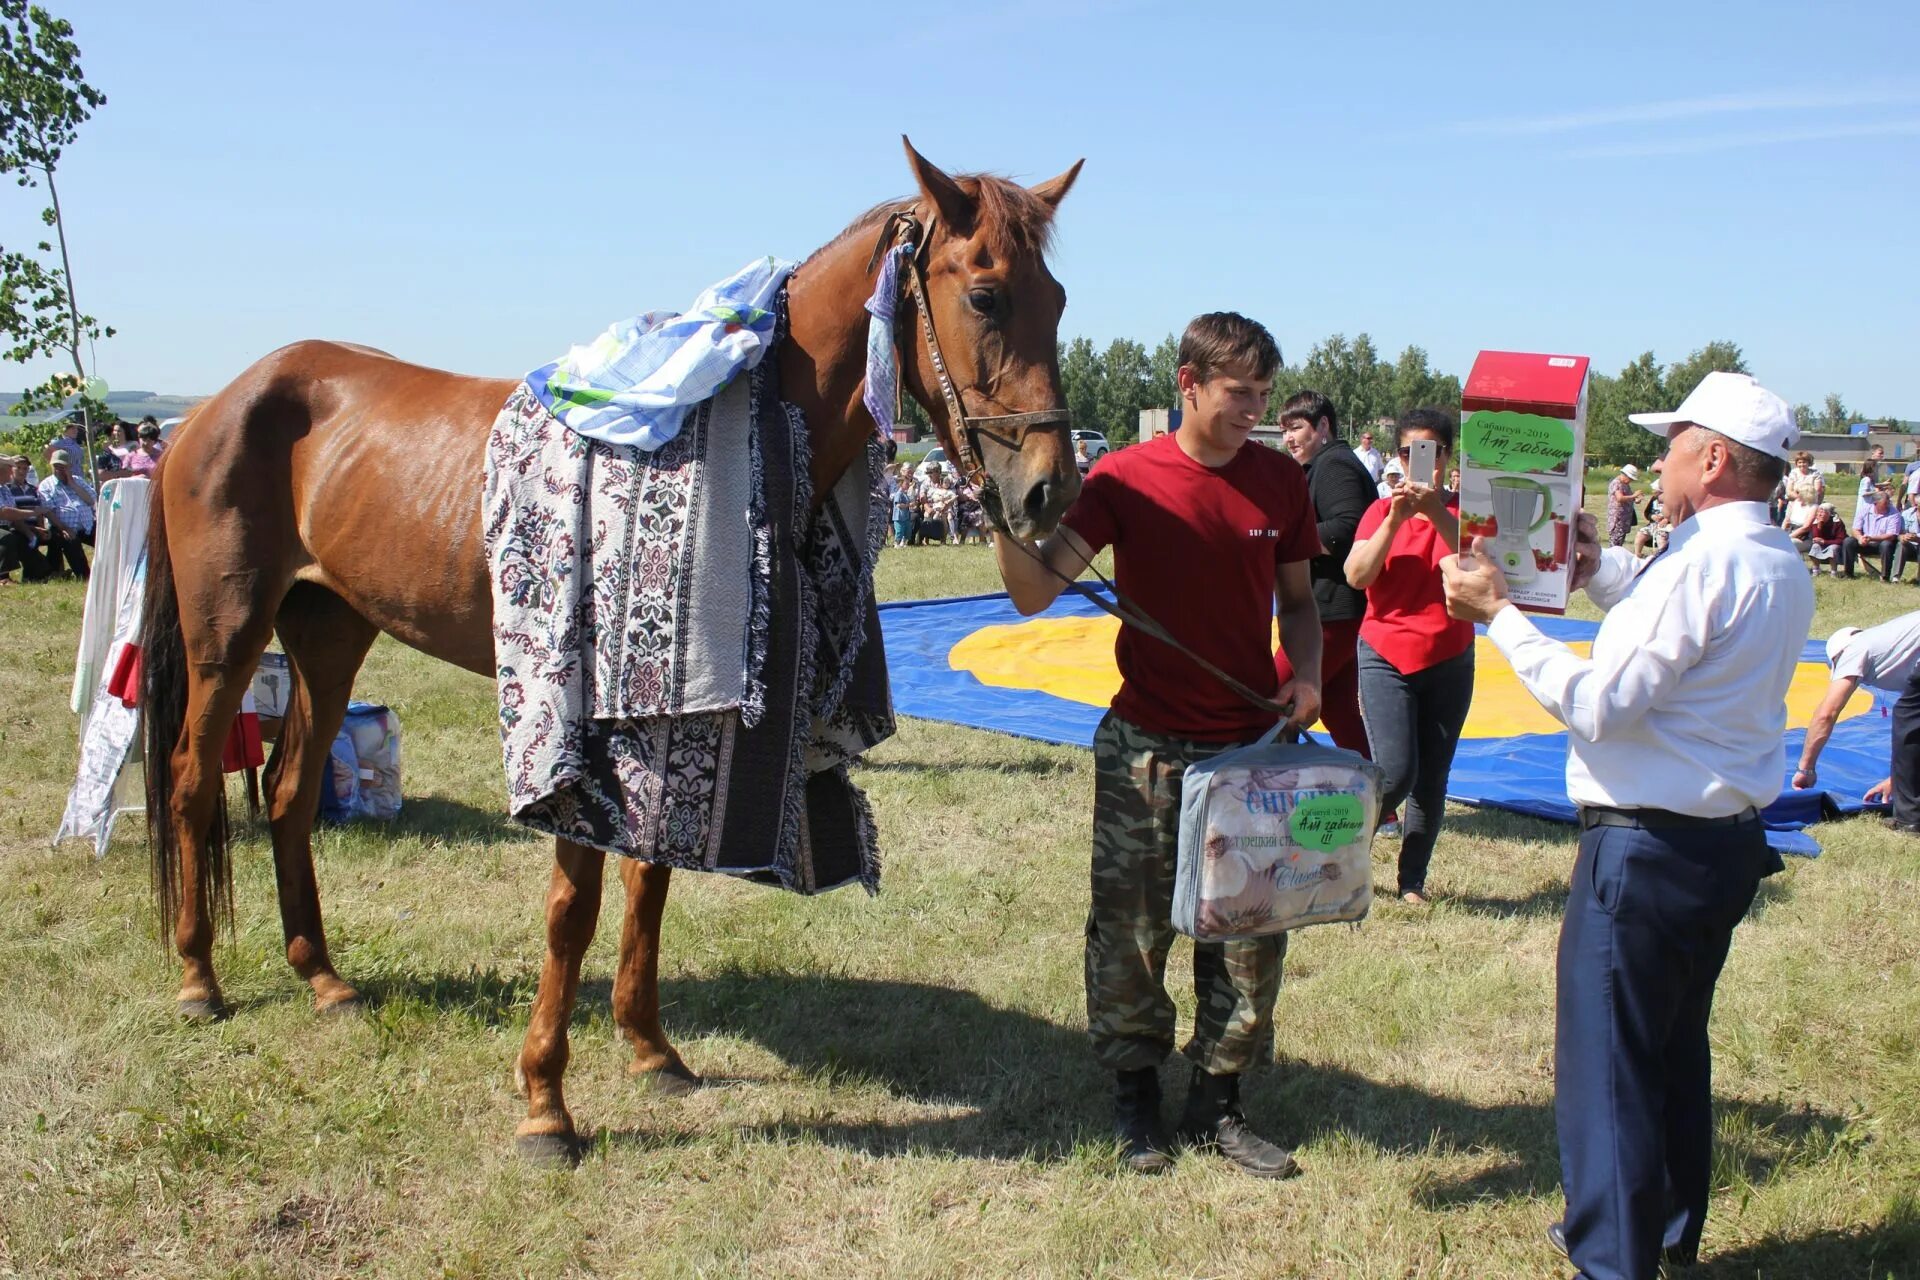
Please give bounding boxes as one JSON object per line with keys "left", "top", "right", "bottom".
{"left": 484, "top": 329, "right": 894, "bottom": 893}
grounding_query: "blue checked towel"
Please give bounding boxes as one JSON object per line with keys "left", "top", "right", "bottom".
{"left": 526, "top": 256, "right": 795, "bottom": 449}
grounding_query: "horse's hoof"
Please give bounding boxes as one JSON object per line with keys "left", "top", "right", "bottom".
{"left": 177, "top": 997, "right": 228, "bottom": 1023}
{"left": 316, "top": 993, "right": 364, "bottom": 1017}
{"left": 514, "top": 1131, "right": 580, "bottom": 1166}
{"left": 634, "top": 1061, "right": 703, "bottom": 1097}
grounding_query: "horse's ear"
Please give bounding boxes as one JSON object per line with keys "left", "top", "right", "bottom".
{"left": 902, "top": 135, "right": 975, "bottom": 232}
{"left": 1028, "top": 159, "right": 1084, "bottom": 213}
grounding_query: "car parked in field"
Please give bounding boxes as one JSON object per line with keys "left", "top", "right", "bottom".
{"left": 1071, "top": 429, "right": 1110, "bottom": 472}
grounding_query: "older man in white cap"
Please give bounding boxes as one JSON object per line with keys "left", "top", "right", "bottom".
{"left": 1794, "top": 611, "right": 1920, "bottom": 832}
{"left": 1441, "top": 371, "right": 1813, "bottom": 1280}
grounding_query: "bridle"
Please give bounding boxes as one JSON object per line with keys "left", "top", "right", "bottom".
{"left": 865, "top": 210, "right": 1295, "bottom": 726}
{"left": 867, "top": 209, "right": 1070, "bottom": 532}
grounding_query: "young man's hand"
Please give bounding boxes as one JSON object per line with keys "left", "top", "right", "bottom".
{"left": 1276, "top": 679, "right": 1321, "bottom": 734}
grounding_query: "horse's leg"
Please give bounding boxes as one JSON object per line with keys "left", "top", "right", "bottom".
{"left": 265, "top": 585, "right": 378, "bottom": 1012}
{"left": 613, "top": 860, "right": 701, "bottom": 1094}
{"left": 514, "top": 837, "right": 605, "bottom": 1161}
{"left": 168, "top": 625, "right": 276, "bottom": 1020}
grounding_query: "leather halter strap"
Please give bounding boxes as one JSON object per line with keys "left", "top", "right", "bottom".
{"left": 867, "top": 210, "right": 1071, "bottom": 525}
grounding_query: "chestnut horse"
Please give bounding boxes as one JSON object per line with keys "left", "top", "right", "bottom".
{"left": 138, "top": 141, "right": 1083, "bottom": 1158}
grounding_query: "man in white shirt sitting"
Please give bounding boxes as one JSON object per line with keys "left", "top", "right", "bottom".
{"left": 1441, "top": 372, "right": 1813, "bottom": 1280}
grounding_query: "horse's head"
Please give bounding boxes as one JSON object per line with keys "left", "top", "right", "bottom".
{"left": 894, "top": 139, "right": 1083, "bottom": 540}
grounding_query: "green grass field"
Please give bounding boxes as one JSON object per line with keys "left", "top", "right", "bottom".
{"left": 1, "top": 548, "right": 1916, "bottom": 1279}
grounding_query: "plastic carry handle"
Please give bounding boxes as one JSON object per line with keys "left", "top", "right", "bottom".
{"left": 1252, "top": 720, "right": 1313, "bottom": 749}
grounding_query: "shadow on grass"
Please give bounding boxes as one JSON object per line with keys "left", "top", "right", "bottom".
{"left": 1411, "top": 1094, "right": 1851, "bottom": 1210}
{"left": 1694, "top": 1215, "right": 1920, "bottom": 1279}
{"left": 1440, "top": 884, "right": 1569, "bottom": 919}
{"left": 380, "top": 795, "right": 522, "bottom": 842}
{"left": 1445, "top": 805, "right": 1579, "bottom": 846}
{"left": 363, "top": 967, "right": 1855, "bottom": 1211}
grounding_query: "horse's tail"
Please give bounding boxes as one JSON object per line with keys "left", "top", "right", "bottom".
{"left": 141, "top": 479, "right": 233, "bottom": 944}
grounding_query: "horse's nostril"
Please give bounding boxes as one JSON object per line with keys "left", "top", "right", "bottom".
{"left": 1023, "top": 479, "right": 1053, "bottom": 523}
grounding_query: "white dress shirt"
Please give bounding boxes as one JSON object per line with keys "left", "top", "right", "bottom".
{"left": 1487, "top": 501, "right": 1815, "bottom": 817}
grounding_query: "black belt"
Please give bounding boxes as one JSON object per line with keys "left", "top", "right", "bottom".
{"left": 1578, "top": 805, "right": 1761, "bottom": 831}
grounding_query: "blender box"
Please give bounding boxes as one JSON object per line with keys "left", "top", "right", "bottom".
{"left": 1458, "top": 350, "right": 1591, "bottom": 614}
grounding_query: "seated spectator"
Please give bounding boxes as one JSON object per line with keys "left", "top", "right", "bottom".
{"left": 35, "top": 453, "right": 93, "bottom": 578}
{"left": 1800, "top": 502, "right": 1847, "bottom": 573}
{"left": 1897, "top": 490, "right": 1920, "bottom": 584}
{"left": 920, "top": 476, "right": 958, "bottom": 545}
{"left": 1846, "top": 488, "right": 1904, "bottom": 581}
{"left": 953, "top": 480, "right": 987, "bottom": 544}
{"left": 2, "top": 455, "right": 33, "bottom": 500}
{"left": 1, "top": 457, "right": 51, "bottom": 584}
{"left": 1630, "top": 481, "right": 1669, "bottom": 557}
{"left": 44, "top": 416, "right": 89, "bottom": 473}
{"left": 1781, "top": 450, "right": 1824, "bottom": 532}
{"left": 108, "top": 420, "right": 165, "bottom": 478}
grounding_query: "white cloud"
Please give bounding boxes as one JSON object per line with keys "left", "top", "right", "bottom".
{"left": 1452, "top": 85, "right": 1920, "bottom": 137}
{"left": 1568, "top": 118, "right": 1920, "bottom": 158}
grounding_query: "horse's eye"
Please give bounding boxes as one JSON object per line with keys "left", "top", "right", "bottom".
{"left": 968, "top": 289, "right": 997, "bottom": 316}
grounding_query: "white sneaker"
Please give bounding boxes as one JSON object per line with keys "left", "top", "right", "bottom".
{"left": 1378, "top": 820, "right": 1403, "bottom": 839}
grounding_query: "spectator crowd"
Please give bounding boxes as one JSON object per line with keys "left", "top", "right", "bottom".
{"left": 0, "top": 415, "right": 167, "bottom": 586}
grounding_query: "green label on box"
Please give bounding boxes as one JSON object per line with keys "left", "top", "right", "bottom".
{"left": 1289, "top": 793, "right": 1366, "bottom": 851}
{"left": 1462, "top": 410, "right": 1576, "bottom": 472}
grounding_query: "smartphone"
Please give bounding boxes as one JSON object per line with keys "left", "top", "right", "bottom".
{"left": 1407, "top": 438, "right": 1438, "bottom": 488}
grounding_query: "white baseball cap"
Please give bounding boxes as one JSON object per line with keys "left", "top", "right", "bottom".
{"left": 1629, "top": 371, "right": 1799, "bottom": 462}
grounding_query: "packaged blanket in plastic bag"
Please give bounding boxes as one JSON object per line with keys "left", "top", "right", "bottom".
{"left": 1173, "top": 725, "right": 1384, "bottom": 942}
{"left": 318, "top": 701, "right": 403, "bottom": 822}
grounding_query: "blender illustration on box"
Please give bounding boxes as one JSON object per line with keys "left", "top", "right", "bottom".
{"left": 1457, "top": 350, "right": 1591, "bottom": 614}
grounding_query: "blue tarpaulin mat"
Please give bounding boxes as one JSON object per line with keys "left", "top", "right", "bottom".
{"left": 877, "top": 591, "right": 1897, "bottom": 856}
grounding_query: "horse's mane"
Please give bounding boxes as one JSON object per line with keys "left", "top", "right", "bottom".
{"left": 808, "top": 172, "right": 1058, "bottom": 266}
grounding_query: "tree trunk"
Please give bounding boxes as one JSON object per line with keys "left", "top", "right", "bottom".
{"left": 44, "top": 168, "right": 96, "bottom": 488}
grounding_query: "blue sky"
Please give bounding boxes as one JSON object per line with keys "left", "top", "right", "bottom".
{"left": 16, "top": 0, "right": 1917, "bottom": 413}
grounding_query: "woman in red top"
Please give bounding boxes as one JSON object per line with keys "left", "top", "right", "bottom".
{"left": 1344, "top": 408, "right": 1475, "bottom": 905}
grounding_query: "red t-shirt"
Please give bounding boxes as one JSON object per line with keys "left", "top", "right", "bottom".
{"left": 1061, "top": 432, "right": 1320, "bottom": 741}
{"left": 1354, "top": 495, "right": 1474, "bottom": 674}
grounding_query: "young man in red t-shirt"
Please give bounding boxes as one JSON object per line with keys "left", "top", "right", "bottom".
{"left": 994, "top": 313, "right": 1323, "bottom": 1178}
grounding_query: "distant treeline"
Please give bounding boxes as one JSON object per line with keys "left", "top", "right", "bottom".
{"left": 900, "top": 333, "right": 1888, "bottom": 469}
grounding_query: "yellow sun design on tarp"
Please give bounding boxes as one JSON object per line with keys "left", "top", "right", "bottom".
{"left": 948, "top": 616, "right": 1869, "bottom": 739}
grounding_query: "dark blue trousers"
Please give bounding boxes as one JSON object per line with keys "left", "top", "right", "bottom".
{"left": 1556, "top": 817, "right": 1780, "bottom": 1280}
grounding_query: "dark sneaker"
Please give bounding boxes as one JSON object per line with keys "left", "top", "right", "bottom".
{"left": 1175, "top": 1066, "right": 1301, "bottom": 1179}
{"left": 1112, "top": 1067, "right": 1171, "bottom": 1175}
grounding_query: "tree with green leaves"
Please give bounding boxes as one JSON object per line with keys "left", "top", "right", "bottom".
{"left": 1385, "top": 344, "right": 1461, "bottom": 419}
{"left": 0, "top": 0, "right": 109, "bottom": 467}
{"left": 1096, "top": 337, "right": 1150, "bottom": 444}
{"left": 1663, "top": 340, "right": 1747, "bottom": 404}
{"left": 1058, "top": 336, "right": 1102, "bottom": 442}
{"left": 1298, "top": 333, "right": 1392, "bottom": 435}
{"left": 1586, "top": 352, "right": 1668, "bottom": 467}
{"left": 1818, "top": 393, "right": 1852, "bottom": 434}
{"left": 1144, "top": 334, "right": 1179, "bottom": 412}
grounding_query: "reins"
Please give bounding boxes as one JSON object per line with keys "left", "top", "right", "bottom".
{"left": 868, "top": 210, "right": 1071, "bottom": 533}
{"left": 1003, "top": 534, "right": 1295, "bottom": 721}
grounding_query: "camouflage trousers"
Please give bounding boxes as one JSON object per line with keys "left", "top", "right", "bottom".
{"left": 1086, "top": 711, "right": 1287, "bottom": 1076}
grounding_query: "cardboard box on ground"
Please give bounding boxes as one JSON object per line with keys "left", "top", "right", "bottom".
{"left": 1459, "top": 351, "right": 1592, "bottom": 615}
